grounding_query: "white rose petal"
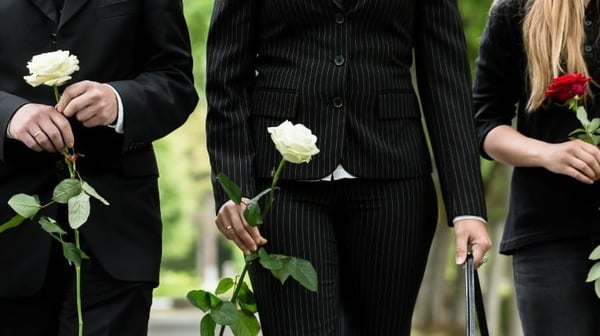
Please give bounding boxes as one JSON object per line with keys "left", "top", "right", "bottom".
{"left": 23, "top": 50, "right": 80, "bottom": 87}
{"left": 268, "top": 120, "right": 320, "bottom": 164}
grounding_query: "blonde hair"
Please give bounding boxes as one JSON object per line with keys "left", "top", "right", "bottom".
{"left": 524, "top": 0, "right": 590, "bottom": 110}
{"left": 491, "top": 0, "right": 590, "bottom": 111}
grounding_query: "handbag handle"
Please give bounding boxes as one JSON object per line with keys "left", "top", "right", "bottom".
{"left": 465, "top": 253, "right": 490, "bottom": 336}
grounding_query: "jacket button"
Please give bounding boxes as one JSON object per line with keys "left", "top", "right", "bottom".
{"left": 335, "top": 13, "right": 345, "bottom": 24}
{"left": 333, "top": 97, "right": 343, "bottom": 108}
{"left": 585, "top": 45, "right": 593, "bottom": 53}
{"left": 334, "top": 55, "right": 345, "bottom": 66}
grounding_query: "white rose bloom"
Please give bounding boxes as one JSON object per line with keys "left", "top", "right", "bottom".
{"left": 268, "top": 120, "right": 320, "bottom": 164}
{"left": 23, "top": 50, "right": 80, "bottom": 87}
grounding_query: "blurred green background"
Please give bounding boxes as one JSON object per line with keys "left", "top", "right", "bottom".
{"left": 155, "top": 0, "right": 520, "bottom": 334}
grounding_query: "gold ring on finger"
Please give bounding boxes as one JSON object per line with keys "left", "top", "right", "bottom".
{"left": 33, "top": 130, "right": 42, "bottom": 138}
{"left": 225, "top": 225, "right": 233, "bottom": 230}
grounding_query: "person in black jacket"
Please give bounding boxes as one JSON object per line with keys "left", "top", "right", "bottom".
{"left": 0, "top": 1, "right": 198, "bottom": 335}
{"left": 207, "top": 0, "right": 492, "bottom": 334}
{"left": 474, "top": 0, "right": 600, "bottom": 334}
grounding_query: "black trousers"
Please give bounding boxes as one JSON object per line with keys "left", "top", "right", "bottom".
{"left": 513, "top": 238, "right": 600, "bottom": 336}
{"left": 0, "top": 240, "right": 154, "bottom": 336}
{"left": 249, "top": 178, "right": 438, "bottom": 335}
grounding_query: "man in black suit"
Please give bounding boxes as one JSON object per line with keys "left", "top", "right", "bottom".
{"left": 207, "top": 0, "right": 491, "bottom": 335}
{"left": 0, "top": 1, "right": 198, "bottom": 335}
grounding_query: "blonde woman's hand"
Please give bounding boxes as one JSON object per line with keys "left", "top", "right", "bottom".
{"left": 540, "top": 139, "right": 600, "bottom": 184}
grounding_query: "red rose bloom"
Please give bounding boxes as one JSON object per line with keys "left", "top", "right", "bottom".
{"left": 545, "top": 73, "right": 591, "bottom": 102}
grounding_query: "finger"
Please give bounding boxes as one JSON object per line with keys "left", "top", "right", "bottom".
{"left": 58, "top": 82, "right": 88, "bottom": 117}
{"left": 232, "top": 216, "right": 260, "bottom": 252}
{"left": 73, "top": 104, "right": 97, "bottom": 126}
{"left": 566, "top": 165, "right": 594, "bottom": 184}
{"left": 470, "top": 245, "right": 487, "bottom": 268}
{"left": 55, "top": 82, "right": 86, "bottom": 117}
{"left": 31, "top": 128, "right": 57, "bottom": 152}
{"left": 22, "top": 132, "right": 43, "bottom": 152}
{"left": 571, "top": 156, "right": 597, "bottom": 181}
{"left": 247, "top": 225, "right": 268, "bottom": 246}
{"left": 38, "top": 119, "right": 68, "bottom": 151}
{"left": 578, "top": 147, "right": 600, "bottom": 179}
{"left": 217, "top": 220, "right": 254, "bottom": 253}
{"left": 49, "top": 112, "right": 75, "bottom": 148}
{"left": 455, "top": 234, "right": 469, "bottom": 265}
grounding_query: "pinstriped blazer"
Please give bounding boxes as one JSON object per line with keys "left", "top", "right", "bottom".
{"left": 206, "top": 0, "right": 486, "bottom": 223}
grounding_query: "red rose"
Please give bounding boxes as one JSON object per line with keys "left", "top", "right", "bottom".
{"left": 545, "top": 73, "right": 591, "bottom": 102}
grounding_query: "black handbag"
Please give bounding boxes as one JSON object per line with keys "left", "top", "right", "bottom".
{"left": 465, "top": 253, "right": 490, "bottom": 336}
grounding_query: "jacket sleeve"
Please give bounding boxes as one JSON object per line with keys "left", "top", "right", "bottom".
{"left": 0, "top": 92, "right": 28, "bottom": 161}
{"left": 473, "top": 0, "right": 524, "bottom": 160}
{"left": 107, "top": 0, "right": 198, "bottom": 153}
{"left": 205, "top": 0, "right": 258, "bottom": 208}
{"left": 413, "top": 0, "right": 487, "bottom": 224}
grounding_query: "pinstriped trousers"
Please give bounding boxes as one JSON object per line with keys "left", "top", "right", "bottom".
{"left": 248, "top": 177, "right": 438, "bottom": 335}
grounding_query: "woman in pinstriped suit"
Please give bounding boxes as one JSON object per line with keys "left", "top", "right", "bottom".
{"left": 206, "top": 0, "right": 491, "bottom": 334}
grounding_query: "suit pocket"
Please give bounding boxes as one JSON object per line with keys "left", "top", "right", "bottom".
{"left": 95, "top": 0, "right": 138, "bottom": 19}
{"left": 251, "top": 90, "right": 299, "bottom": 118}
{"left": 377, "top": 92, "right": 421, "bottom": 120}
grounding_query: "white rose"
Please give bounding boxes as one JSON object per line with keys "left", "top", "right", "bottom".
{"left": 23, "top": 50, "right": 80, "bottom": 87}
{"left": 267, "top": 120, "right": 320, "bottom": 164}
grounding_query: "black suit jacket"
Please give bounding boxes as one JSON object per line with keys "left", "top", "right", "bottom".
{"left": 0, "top": 0, "right": 198, "bottom": 296}
{"left": 206, "top": 0, "right": 486, "bottom": 223}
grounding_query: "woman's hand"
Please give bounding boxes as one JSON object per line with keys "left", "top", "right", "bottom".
{"left": 540, "top": 139, "right": 600, "bottom": 184}
{"left": 215, "top": 198, "right": 268, "bottom": 254}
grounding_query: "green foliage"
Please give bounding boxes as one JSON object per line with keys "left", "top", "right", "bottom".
{"left": 183, "top": 0, "right": 214, "bottom": 93}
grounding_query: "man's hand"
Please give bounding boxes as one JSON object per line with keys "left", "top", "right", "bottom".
{"left": 56, "top": 80, "right": 118, "bottom": 128}
{"left": 8, "top": 103, "right": 74, "bottom": 152}
{"left": 454, "top": 219, "right": 492, "bottom": 268}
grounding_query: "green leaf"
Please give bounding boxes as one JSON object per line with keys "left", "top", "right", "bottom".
{"left": 576, "top": 106, "right": 591, "bottom": 128}
{"left": 230, "top": 310, "right": 261, "bottom": 336}
{"left": 243, "top": 201, "right": 263, "bottom": 227}
{"left": 589, "top": 118, "right": 600, "bottom": 133}
{"left": 82, "top": 182, "right": 110, "bottom": 206}
{"left": 244, "top": 252, "right": 260, "bottom": 263}
{"left": 215, "top": 277, "right": 234, "bottom": 295}
{"left": 596, "top": 279, "right": 600, "bottom": 299}
{"left": 8, "top": 194, "right": 41, "bottom": 219}
{"left": 68, "top": 192, "right": 90, "bottom": 229}
{"left": 200, "top": 314, "right": 216, "bottom": 336}
{"left": 288, "top": 257, "right": 318, "bottom": 292}
{"left": 211, "top": 301, "right": 237, "bottom": 326}
{"left": 52, "top": 178, "right": 81, "bottom": 204}
{"left": 39, "top": 216, "right": 66, "bottom": 235}
{"left": 0, "top": 214, "right": 25, "bottom": 234}
{"left": 217, "top": 173, "right": 242, "bottom": 204}
{"left": 589, "top": 245, "right": 600, "bottom": 260}
{"left": 62, "top": 242, "right": 82, "bottom": 266}
{"left": 264, "top": 253, "right": 293, "bottom": 284}
{"left": 237, "top": 282, "right": 258, "bottom": 314}
{"left": 568, "top": 128, "right": 586, "bottom": 137}
{"left": 248, "top": 187, "right": 272, "bottom": 204}
{"left": 186, "top": 290, "right": 212, "bottom": 312}
{"left": 587, "top": 261, "right": 600, "bottom": 282}
{"left": 258, "top": 247, "right": 283, "bottom": 271}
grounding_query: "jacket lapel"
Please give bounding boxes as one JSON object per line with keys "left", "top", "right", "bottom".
{"left": 28, "top": 0, "right": 59, "bottom": 23}
{"left": 59, "top": 0, "right": 89, "bottom": 29}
